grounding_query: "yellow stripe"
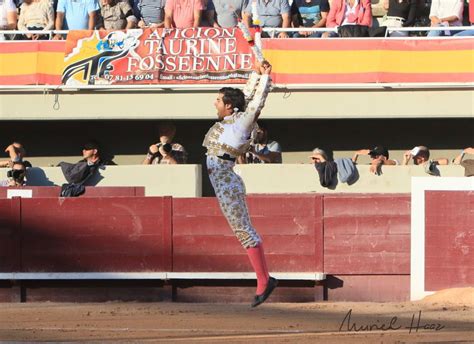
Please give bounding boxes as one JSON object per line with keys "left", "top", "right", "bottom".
{"left": 0, "top": 52, "right": 63, "bottom": 76}
{"left": 263, "top": 49, "right": 474, "bottom": 74}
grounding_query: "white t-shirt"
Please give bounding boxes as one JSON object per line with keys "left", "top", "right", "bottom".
{"left": 0, "top": 0, "right": 16, "bottom": 27}
{"left": 429, "top": 0, "right": 464, "bottom": 27}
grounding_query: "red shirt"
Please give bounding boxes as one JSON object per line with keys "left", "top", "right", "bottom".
{"left": 165, "top": 0, "right": 204, "bottom": 28}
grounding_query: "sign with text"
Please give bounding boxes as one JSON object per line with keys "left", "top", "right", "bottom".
{"left": 62, "top": 28, "right": 254, "bottom": 85}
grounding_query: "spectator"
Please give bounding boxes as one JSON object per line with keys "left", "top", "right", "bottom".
{"left": 455, "top": 0, "right": 474, "bottom": 36}
{"left": 427, "top": 0, "right": 463, "bottom": 37}
{"left": 205, "top": 0, "right": 248, "bottom": 28}
{"left": 381, "top": 0, "right": 416, "bottom": 37}
{"left": 0, "top": 142, "right": 25, "bottom": 167}
{"left": 164, "top": 0, "right": 203, "bottom": 28}
{"left": 58, "top": 141, "right": 104, "bottom": 185}
{"left": 132, "top": 0, "right": 166, "bottom": 28}
{"left": 17, "top": 0, "right": 54, "bottom": 39}
{"left": 142, "top": 123, "right": 188, "bottom": 164}
{"left": 352, "top": 145, "right": 397, "bottom": 175}
{"left": 243, "top": 0, "right": 291, "bottom": 38}
{"left": 291, "top": 0, "right": 330, "bottom": 38}
{"left": 402, "top": 146, "right": 449, "bottom": 166}
{"left": 453, "top": 147, "right": 474, "bottom": 177}
{"left": 0, "top": 0, "right": 18, "bottom": 40}
{"left": 54, "top": 0, "right": 99, "bottom": 39}
{"left": 238, "top": 122, "right": 282, "bottom": 164}
{"left": 0, "top": 161, "right": 27, "bottom": 187}
{"left": 98, "top": 0, "right": 137, "bottom": 30}
{"left": 310, "top": 147, "right": 338, "bottom": 187}
{"left": 322, "top": 0, "right": 372, "bottom": 38}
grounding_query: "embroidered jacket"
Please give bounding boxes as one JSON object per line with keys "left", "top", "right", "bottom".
{"left": 203, "top": 72, "right": 272, "bottom": 157}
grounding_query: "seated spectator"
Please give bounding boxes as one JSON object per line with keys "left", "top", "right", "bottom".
{"left": 0, "top": 161, "right": 27, "bottom": 187}
{"left": 322, "top": 0, "right": 372, "bottom": 38}
{"left": 54, "top": 0, "right": 99, "bottom": 39}
{"left": 402, "top": 146, "right": 449, "bottom": 166}
{"left": 0, "top": 0, "right": 18, "bottom": 40}
{"left": 455, "top": 0, "right": 474, "bottom": 36}
{"left": 17, "top": 0, "right": 54, "bottom": 40}
{"left": 352, "top": 145, "right": 397, "bottom": 175}
{"left": 142, "top": 123, "right": 188, "bottom": 164}
{"left": 453, "top": 147, "right": 474, "bottom": 177}
{"left": 98, "top": 0, "right": 137, "bottom": 30}
{"left": 58, "top": 141, "right": 105, "bottom": 185}
{"left": 205, "top": 0, "right": 248, "bottom": 28}
{"left": 0, "top": 142, "right": 25, "bottom": 168}
{"left": 309, "top": 147, "right": 338, "bottom": 187}
{"left": 381, "top": 0, "right": 416, "bottom": 37}
{"left": 243, "top": 0, "right": 291, "bottom": 38}
{"left": 164, "top": 0, "right": 203, "bottom": 29}
{"left": 427, "top": 0, "right": 464, "bottom": 37}
{"left": 132, "top": 0, "right": 166, "bottom": 28}
{"left": 291, "top": 0, "right": 330, "bottom": 38}
{"left": 402, "top": 146, "right": 448, "bottom": 176}
{"left": 237, "top": 122, "right": 282, "bottom": 164}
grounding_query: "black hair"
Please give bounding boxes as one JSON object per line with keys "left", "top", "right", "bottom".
{"left": 219, "top": 87, "right": 246, "bottom": 112}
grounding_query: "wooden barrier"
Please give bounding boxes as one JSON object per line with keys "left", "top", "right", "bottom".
{"left": 19, "top": 197, "right": 172, "bottom": 272}
{"left": 0, "top": 191, "right": 471, "bottom": 302}
{"left": 0, "top": 186, "right": 145, "bottom": 198}
{"left": 425, "top": 191, "right": 473, "bottom": 291}
{"left": 172, "top": 194, "right": 323, "bottom": 273}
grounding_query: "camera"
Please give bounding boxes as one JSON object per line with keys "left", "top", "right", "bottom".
{"left": 7, "top": 169, "right": 25, "bottom": 180}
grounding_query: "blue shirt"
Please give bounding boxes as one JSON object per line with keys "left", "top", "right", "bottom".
{"left": 57, "top": 0, "right": 99, "bottom": 30}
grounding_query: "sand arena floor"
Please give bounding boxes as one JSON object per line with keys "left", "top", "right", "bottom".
{"left": 1, "top": 289, "right": 473, "bottom": 343}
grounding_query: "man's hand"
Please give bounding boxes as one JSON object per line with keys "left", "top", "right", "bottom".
{"left": 149, "top": 144, "right": 159, "bottom": 155}
{"left": 430, "top": 16, "right": 441, "bottom": 26}
{"left": 402, "top": 150, "right": 412, "bottom": 165}
{"left": 260, "top": 60, "right": 272, "bottom": 75}
{"left": 138, "top": 20, "right": 146, "bottom": 28}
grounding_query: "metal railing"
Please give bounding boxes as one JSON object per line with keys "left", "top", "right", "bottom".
{"left": 0, "top": 26, "right": 473, "bottom": 40}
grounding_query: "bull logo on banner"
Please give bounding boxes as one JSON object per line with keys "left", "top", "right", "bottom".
{"left": 62, "top": 30, "right": 141, "bottom": 85}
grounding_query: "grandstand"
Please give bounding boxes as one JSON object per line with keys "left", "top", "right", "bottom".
{"left": 0, "top": 0, "right": 473, "bottom": 306}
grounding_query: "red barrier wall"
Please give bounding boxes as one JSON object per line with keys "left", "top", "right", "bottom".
{"left": 323, "top": 194, "right": 411, "bottom": 275}
{"left": 0, "top": 186, "right": 145, "bottom": 198}
{"left": 0, "top": 198, "right": 20, "bottom": 272}
{"left": 172, "top": 194, "right": 323, "bottom": 272}
{"left": 425, "top": 191, "right": 474, "bottom": 291}
{"left": 20, "top": 197, "right": 172, "bottom": 272}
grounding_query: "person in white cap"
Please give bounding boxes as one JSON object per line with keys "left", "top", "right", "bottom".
{"left": 402, "top": 146, "right": 448, "bottom": 166}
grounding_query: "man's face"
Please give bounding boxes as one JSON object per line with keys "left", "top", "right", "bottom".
{"left": 9, "top": 164, "right": 25, "bottom": 186}
{"left": 82, "top": 148, "right": 96, "bottom": 159}
{"left": 214, "top": 93, "right": 231, "bottom": 119}
{"left": 101, "top": 0, "right": 112, "bottom": 5}
{"left": 311, "top": 154, "right": 324, "bottom": 164}
{"left": 159, "top": 126, "right": 176, "bottom": 144}
{"left": 255, "top": 127, "right": 268, "bottom": 144}
{"left": 413, "top": 155, "right": 426, "bottom": 165}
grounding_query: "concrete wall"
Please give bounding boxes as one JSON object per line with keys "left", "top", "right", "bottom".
{"left": 0, "top": 165, "right": 202, "bottom": 197}
{"left": 235, "top": 165, "right": 466, "bottom": 194}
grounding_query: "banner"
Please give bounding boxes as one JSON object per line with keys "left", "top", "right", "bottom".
{"left": 62, "top": 28, "right": 254, "bottom": 85}
{"left": 0, "top": 35, "right": 473, "bottom": 86}
{"left": 263, "top": 38, "right": 474, "bottom": 84}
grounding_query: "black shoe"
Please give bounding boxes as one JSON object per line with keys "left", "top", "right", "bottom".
{"left": 251, "top": 277, "right": 278, "bottom": 308}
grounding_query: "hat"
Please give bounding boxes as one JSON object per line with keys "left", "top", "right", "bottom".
{"left": 83, "top": 141, "right": 100, "bottom": 151}
{"left": 369, "top": 146, "right": 389, "bottom": 159}
{"left": 410, "top": 146, "right": 429, "bottom": 157}
{"left": 310, "top": 148, "right": 329, "bottom": 161}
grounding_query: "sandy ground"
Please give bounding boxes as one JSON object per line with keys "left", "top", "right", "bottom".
{"left": 0, "top": 288, "right": 473, "bottom": 343}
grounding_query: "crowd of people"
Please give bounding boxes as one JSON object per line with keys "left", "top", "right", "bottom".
{"left": 0, "top": 0, "right": 472, "bottom": 40}
{"left": 1, "top": 122, "right": 473, "bottom": 188}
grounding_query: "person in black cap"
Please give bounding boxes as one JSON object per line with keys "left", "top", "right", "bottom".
{"left": 352, "top": 145, "right": 397, "bottom": 175}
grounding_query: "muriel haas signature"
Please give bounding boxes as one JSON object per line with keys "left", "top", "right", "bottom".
{"left": 339, "top": 309, "right": 445, "bottom": 334}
